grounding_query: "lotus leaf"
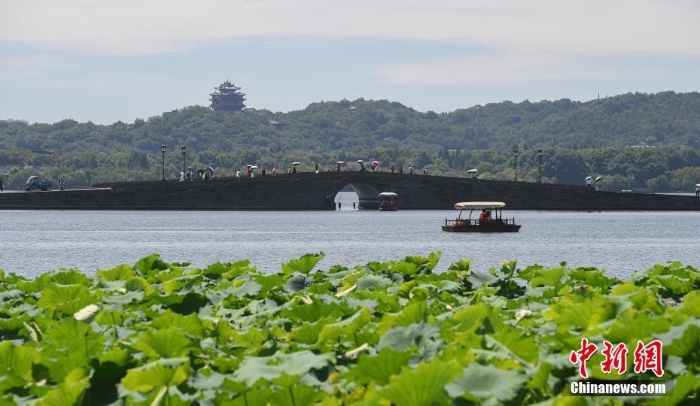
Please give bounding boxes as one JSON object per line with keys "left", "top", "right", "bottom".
{"left": 282, "top": 252, "right": 324, "bottom": 275}
{"left": 380, "top": 359, "right": 461, "bottom": 406}
{"left": 121, "top": 357, "right": 191, "bottom": 393}
{"left": 445, "top": 362, "right": 528, "bottom": 403}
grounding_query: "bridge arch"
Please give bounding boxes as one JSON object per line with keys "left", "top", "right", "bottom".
{"left": 338, "top": 181, "right": 382, "bottom": 209}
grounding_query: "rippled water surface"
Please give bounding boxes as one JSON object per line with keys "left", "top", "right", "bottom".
{"left": 2, "top": 195, "right": 699, "bottom": 279}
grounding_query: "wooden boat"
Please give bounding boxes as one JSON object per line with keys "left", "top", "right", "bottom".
{"left": 378, "top": 192, "right": 398, "bottom": 211}
{"left": 442, "top": 201, "right": 521, "bottom": 232}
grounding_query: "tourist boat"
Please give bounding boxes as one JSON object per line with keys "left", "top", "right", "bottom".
{"left": 442, "top": 201, "right": 521, "bottom": 232}
{"left": 378, "top": 192, "right": 398, "bottom": 211}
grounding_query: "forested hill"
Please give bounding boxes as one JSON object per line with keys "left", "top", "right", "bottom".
{"left": 1, "top": 91, "right": 699, "bottom": 154}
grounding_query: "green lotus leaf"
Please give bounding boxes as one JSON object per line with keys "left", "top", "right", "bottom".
{"left": 656, "top": 274, "right": 695, "bottom": 296}
{"left": 282, "top": 253, "right": 325, "bottom": 275}
{"left": 529, "top": 267, "right": 566, "bottom": 288}
{"left": 223, "top": 384, "right": 273, "bottom": 406}
{"left": 355, "top": 274, "right": 393, "bottom": 290}
{"left": 647, "top": 373, "right": 697, "bottom": 406}
{"left": 380, "top": 359, "right": 461, "bottom": 406}
{"left": 134, "top": 254, "right": 169, "bottom": 276}
{"left": 604, "top": 309, "right": 671, "bottom": 344}
{"left": 285, "top": 275, "right": 314, "bottom": 293}
{"left": 152, "top": 310, "right": 206, "bottom": 337}
{"left": 254, "top": 274, "right": 286, "bottom": 295}
{"left": 188, "top": 369, "right": 226, "bottom": 392}
{"left": 525, "top": 362, "right": 553, "bottom": 393}
{"left": 35, "top": 367, "right": 89, "bottom": 406}
{"left": 231, "top": 350, "right": 332, "bottom": 386}
{"left": 0, "top": 341, "right": 40, "bottom": 381}
{"left": 155, "top": 292, "right": 210, "bottom": 315}
{"left": 347, "top": 347, "right": 413, "bottom": 385}
{"left": 0, "top": 288, "right": 23, "bottom": 303}
{"left": 403, "top": 252, "right": 441, "bottom": 273}
{"left": 154, "top": 268, "right": 186, "bottom": 283}
{"left": 96, "top": 264, "right": 136, "bottom": 281}
{"left": 133, "top": 328, "right": 197, "bottom": 359}
{"left": 377, "top": 322, "right": 442, "bottom": 357}
{"left": 568, "top": 267, "right": 619, "bottom": 290}
{"left": 318, "top": 308, "right": 372, "bottom": 343}
{"left": 200, "top": 262, "right": 228, "bottom": 279}
{"left": 467, "top": 271, "right": 499, "bottom": 288}
{"left": 495, "top": 260, "right": 518, "bottom": 279}
{"left": 680, "top": 290, "right": 700, "bottom": 317}
{"left": 378, "top": 300, "right": 427, "bottom": 334}
{"left": 283, "top": 301, "right": 343, "bottom": 323}
{"left": 345, "top": 297, "right": 380, "bottom": 313}
{"left": 445, "top": 363, "right": 528, "bottom": 403}
{"left": 125, "top": 276, "right": 154, "bottom": 294}
{"left": 163, "top": 275, "right": 203, "bottom": 294}
{"left": 270, "top": 384, "right": 322, "bottom": 405}
{"left": 610, "top": 283, "right": 664, "bottom": 314}
{"left": 121, "top": 357, "right": 191, "bottom": 393}
{"left": 102, "top": 289, "right": 144, "bottom": 305}
{"left": 50, "top": 270, "right": 91, "bottom": 286}
{"left": 653, "top": 318, "right": 700, "bottom": 357}
{"left": 224, "top": 279, "right": 262, "bottom": 297}
{"left": 547, "top": 295, "right": 615, "bottom": 332}
{"left": 39, "top": 322, "right": 107, "bottom": 382}
{"left": 391, "top": 261, "right": 420, "bottom": 278}
{"left": 36, "top": 283, "right": 97, "bottom": 318}
{"left": 289, "top": 317, "right": 336, "bottom": 345}
{"left": 487, "top": 328, "right": 541, "bottom": 366}
{"left": 451, "top": 303, "right": 492, "bottom": 330}
{"left": 221, "top": 259, "right": 258, "bottom": 279}
{"left": 436, "top": 280, "right": 461, "bottom": 293}
{"left": 448, "top": 259, "right": 471, "bottom": 272}
{"left": 16, "top": 273, "right": 51, "bottom": 293}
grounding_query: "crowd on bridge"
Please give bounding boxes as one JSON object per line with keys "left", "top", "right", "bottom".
{"left": 176, "top": 161, "right": 435, "bottom": 181}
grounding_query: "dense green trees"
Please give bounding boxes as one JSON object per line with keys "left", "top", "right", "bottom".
{"left": 1, "top": 92, "right": 699, "bottom": 192}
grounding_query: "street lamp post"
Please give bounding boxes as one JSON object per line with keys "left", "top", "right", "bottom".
{"left": 181, "top": 145, "right": 187, "bottom": 176}
{"left": 161, "top": 144, "right": 166, "bottom": 181}
{"left": 513, "top": 146, "right": 519, "bottom": 181}
{"left": 537, "top": 149, "right": 543, "bottom": 183}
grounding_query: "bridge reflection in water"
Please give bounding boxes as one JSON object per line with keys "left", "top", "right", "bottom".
{"left": 1, "top": 171, "right": 699, "bottom": 211}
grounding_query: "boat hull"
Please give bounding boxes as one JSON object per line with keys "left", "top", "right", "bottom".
{"left": 441, "top": 224, "right": 521, "bottom": 232}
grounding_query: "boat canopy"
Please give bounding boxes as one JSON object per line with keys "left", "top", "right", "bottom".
{"left": 453, "top": 201, "right": 506, "bottom": 210}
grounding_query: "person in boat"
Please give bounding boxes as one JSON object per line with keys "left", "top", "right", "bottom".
{"left": 485, "top": 210, "right": 492, "bottom": 223}
{"left": 479, "top": 209, "right": 485, "bottom": 224}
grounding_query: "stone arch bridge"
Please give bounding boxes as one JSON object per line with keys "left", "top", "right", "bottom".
{"left": 1, "top": 171, "right": 699, "bottom": 210}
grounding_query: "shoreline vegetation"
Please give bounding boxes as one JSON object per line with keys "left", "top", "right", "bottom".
{"left": 1, "top": 253, "right": 698, "bottom": 405}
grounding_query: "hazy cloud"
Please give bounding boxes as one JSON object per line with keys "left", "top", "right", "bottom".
{"left": 2, "top": 0, "right": 699, "bottom": 56}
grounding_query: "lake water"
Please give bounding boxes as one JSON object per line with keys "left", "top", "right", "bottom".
{"left": 1, "top": 193, "right": 699, "bottom": 280}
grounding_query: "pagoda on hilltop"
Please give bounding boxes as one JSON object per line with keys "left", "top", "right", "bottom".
{"left": 210, "top": 80, "right": 246, "bottom": 112}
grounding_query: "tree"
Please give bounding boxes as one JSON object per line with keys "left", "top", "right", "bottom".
{"left": 210, "top": 80, "right": 246, "bottom": 112}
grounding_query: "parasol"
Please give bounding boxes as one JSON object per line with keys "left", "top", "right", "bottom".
{"left": 337, "top": 160, "right": 346, "bottom": 164}
{"left": 372, "top": 160, "right": 380, "bottom": 165}
{"left": 292, "top": 162, "right": 301, "bottom": 166}
{"left": 356, "top": 159, "right": 364, "bottom": 164}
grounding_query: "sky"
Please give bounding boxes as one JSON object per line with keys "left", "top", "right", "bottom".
{"left": 1, "top": 0, "right": 699, "bottom": 125}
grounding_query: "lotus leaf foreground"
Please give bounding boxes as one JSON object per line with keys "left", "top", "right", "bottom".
{"left": 0, "top": 253, "right": 698, "bottom": 404}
